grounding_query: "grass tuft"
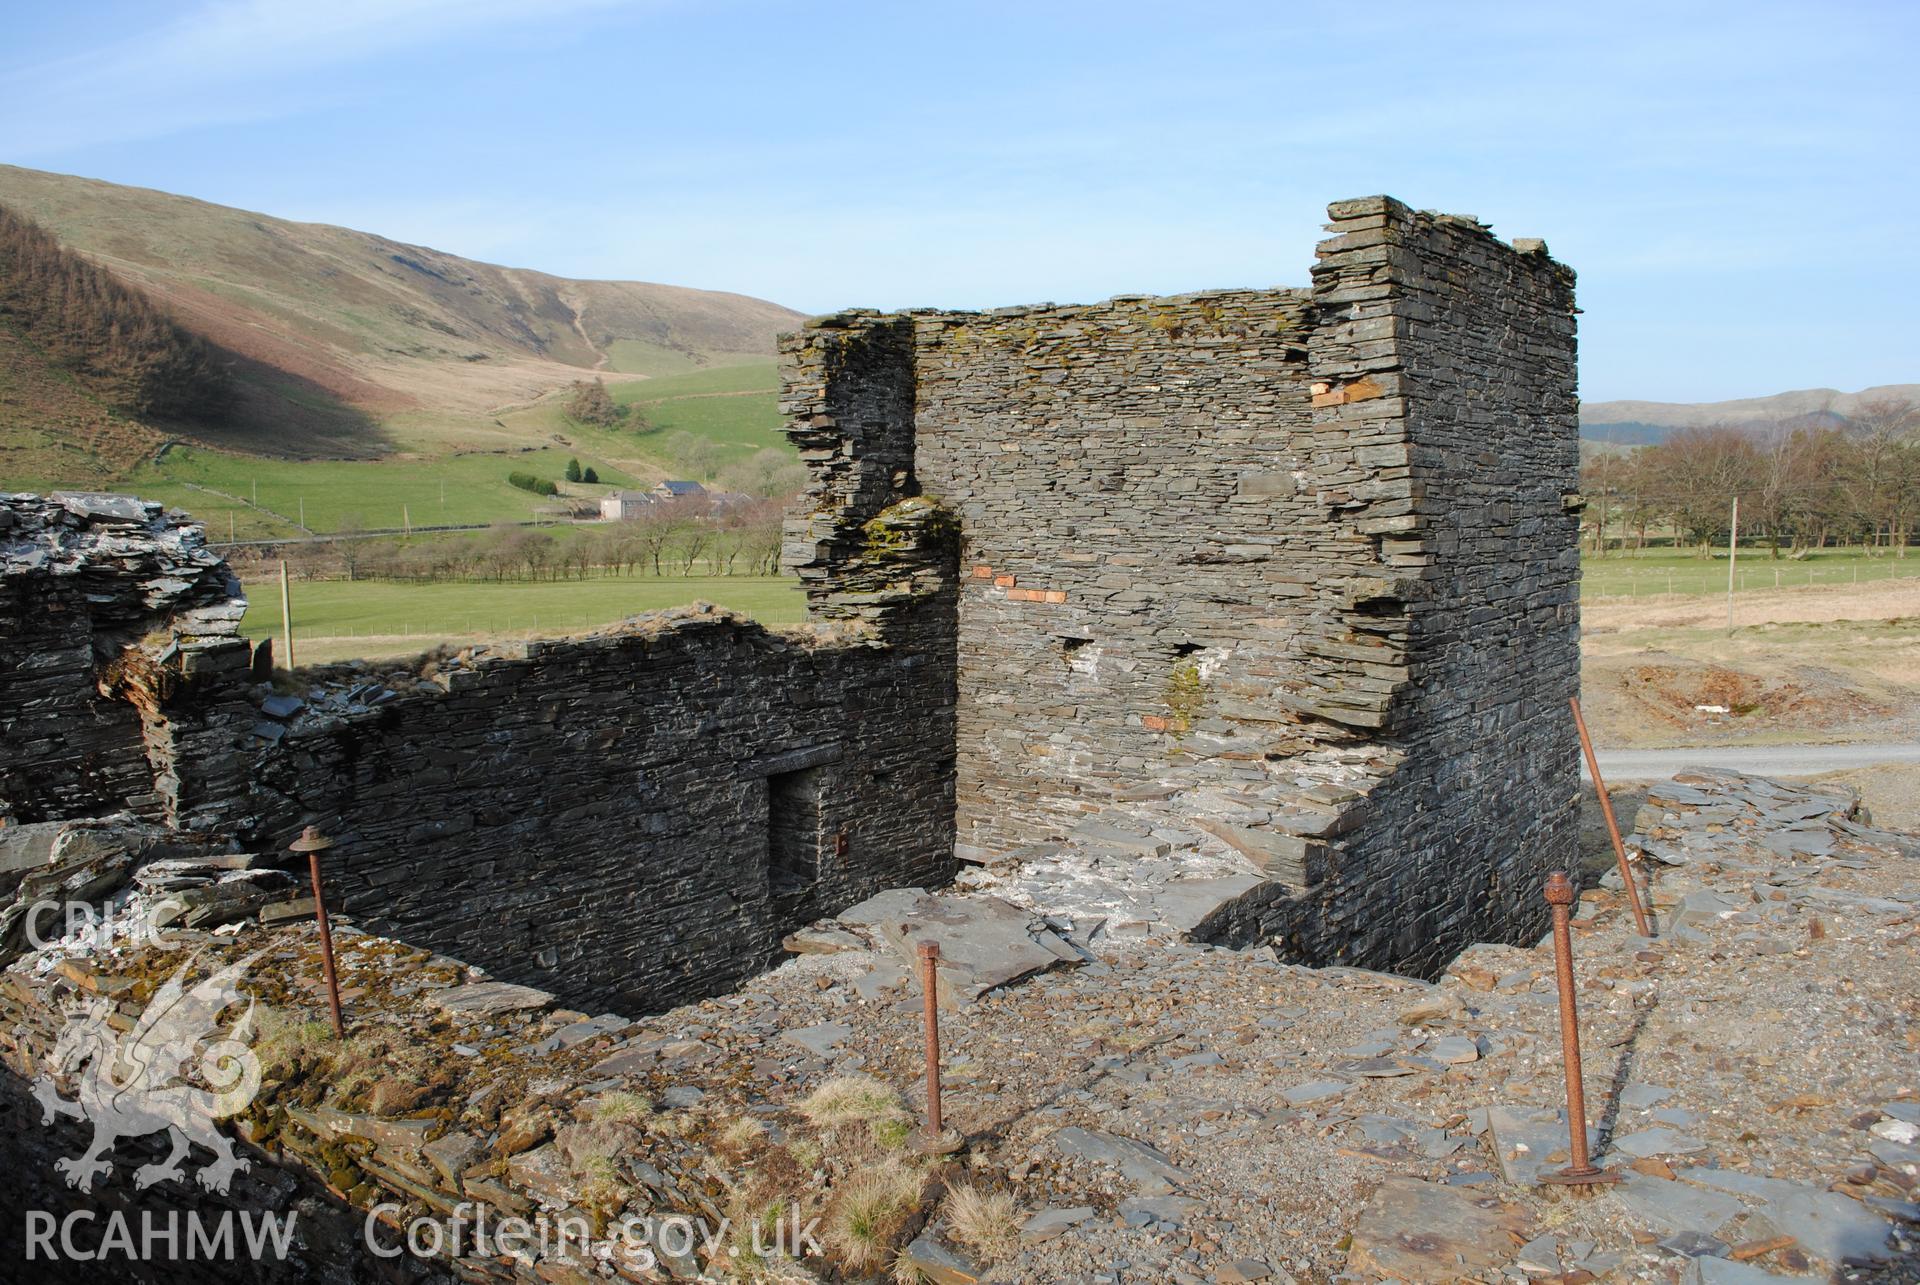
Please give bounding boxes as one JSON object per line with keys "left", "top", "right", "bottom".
{"left": 254, "top": 1009, "right": 335, "bottom": 1075}
{"left": 800, "top": 1074, "right": 907, "bottom": 1130}
{"left": 589, "top": 1091, "right": 653, "bottom": 1124}
{"left": 944, "top": 1182, "right": 1019, "bottom": 1261}
{"left": 718, "top": 1115, "right": 768, "bottom": 1151}
{"left": 828, "top": 1160, "right": 927, "bottom": 1270}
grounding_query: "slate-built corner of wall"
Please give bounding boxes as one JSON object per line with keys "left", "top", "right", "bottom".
{"left": 1262, "top": 196, "right": 1584, "bottom": 972}
{"left": 0, "top": 493, "right": 255, "bottom": 832}
{"left": 778, "top": 311, "right": 959, "bottom": 634}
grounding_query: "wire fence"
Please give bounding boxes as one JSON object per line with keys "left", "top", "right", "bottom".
{"left": 1581, "top": 555, "right": 1918, "bottom": 601}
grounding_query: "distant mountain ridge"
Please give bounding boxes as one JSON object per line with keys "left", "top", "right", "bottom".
{"left": 0, "top": 165, "right": 803, "bottom": 462}
{"left": 1582, "top": 384, "right": 1920, "bottom": 443}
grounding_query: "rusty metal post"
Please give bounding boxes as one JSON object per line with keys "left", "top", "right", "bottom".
{"left": 290, "top": 827, "right": 344, "bottom": 1038}
{"left": 918, "top": 941, "right": 942, "bottom": 1136}
{"left": 1570, "top": 696, "right": 1654, "bottom": 938}
{"left": 911, "top": 941, "right": 963, "bottom": 1155}
{"left": 1541, "top": 871, "right": 1616, "bottom": 1185}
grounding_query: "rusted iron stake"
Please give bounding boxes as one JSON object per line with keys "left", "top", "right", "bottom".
{"left": 1540, "top": 871, "right": 1617, "bottom": 1185}
{"left": 290, "top": 826, "right": 344, "bottom": 1039}
{"left": 1570, "top": 696, "right": 1654, "bottom": 938}
{"left": 918, "top": 941, "right": 942, "bottom": 1136}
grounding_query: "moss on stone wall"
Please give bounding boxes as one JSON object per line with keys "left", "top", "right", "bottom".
{"left": 1165, "top": 659, "right": 1206, "bottom": 736}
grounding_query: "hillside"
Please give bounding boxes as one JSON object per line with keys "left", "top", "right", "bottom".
{"left": 1582, "top": 383, "right": 1920, "bottom": 442}
{"left": 0, "top": 165, "right": 803, "bottom": 460}
{"left": 0, "top": 318, "right": 166, "bottom": 485}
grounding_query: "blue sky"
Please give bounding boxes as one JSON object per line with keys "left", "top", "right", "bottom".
{"left": 1, "top": 0, "right": 1913, "bottom": 402}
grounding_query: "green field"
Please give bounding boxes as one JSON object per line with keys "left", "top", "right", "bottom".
{"left": 116, "top": 444, "right": 643, "bottom": 538}
{"left": 245, "top": 572, "right": 807, "bottom": 665}
{"left": 1580, "top": 548, "right": 1919, "bottom": 599}
{"left": 4, "top": 359, "right": 791, "bottom": 542}
{"left": 625, "top": 366, "right": 783, "bottom": 450}
{"left": 603, "top": 342, "right": 772, "bottom": 378}
{"left": 505, "top": 362, "right": 787, "bottom": 466}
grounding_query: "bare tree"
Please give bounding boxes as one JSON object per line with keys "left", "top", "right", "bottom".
{"left": 335, "top": 513, "right": 368, "bottom": 581}
{"left": 1848, "top": 399, "right": 1920, "bottom": 555}
{"left": 1747, "top": 428, "right": 1804, "bottom": 558}
{"left": 1638, "top": 427, "right": 1761, "bottom": 554}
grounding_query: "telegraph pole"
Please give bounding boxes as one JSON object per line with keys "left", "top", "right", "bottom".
{"left": 1725, "top": 495, "right": 1740, "bottom": 636}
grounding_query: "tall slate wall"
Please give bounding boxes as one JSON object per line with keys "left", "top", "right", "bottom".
{"left": 1264, "top": 197, "right": 1583, "bottom": 971}
{"left": 904, "top": 290, "right": 1339, "bottom": 854}
{"left": 781, "top": 197, "right": 1582, "bottom": 976}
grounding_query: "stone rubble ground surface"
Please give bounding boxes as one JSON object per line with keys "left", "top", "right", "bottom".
{"left": 741, "top": 769, "right": 1918, "bottom": 1283}
{"left": 2, "top": 768, "right": 1916, "bottom": 1284}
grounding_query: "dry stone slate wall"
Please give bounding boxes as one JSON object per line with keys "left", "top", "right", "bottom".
{"left": 1216, "top": 198, "right": 1584, "bottom": 972}
{"left": 903, "top": 288, "right": 1330, "bottom": 853}
{"left": 0, "top": 490, "right": 958, "bottom": 1017}
{"left": 0, "top": 493, "right": 253, "bottom": 831}
{"left": 780, "top": 196, "right": 1581, "bottom": 976}
{"left": 246, "top": 604, "right": 957, "bottom": 1018}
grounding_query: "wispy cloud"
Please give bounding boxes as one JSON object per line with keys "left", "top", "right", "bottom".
{"left": 0, "top": 0, "right": 631, "bottom": 157}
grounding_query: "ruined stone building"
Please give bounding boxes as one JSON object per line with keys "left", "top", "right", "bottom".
{"left": 0, "top": 197, "right": 1581, "bottom": 1016}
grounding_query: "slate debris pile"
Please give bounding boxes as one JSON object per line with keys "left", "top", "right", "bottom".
{"left": 0, "top": 814, "right": 258, "bottom": 963}
{"left": 1624, "top": 767, "right": 1919, "bottom": 874}
{"left": 754, "top": 769, "right": 1918, "bottom": 1283}
{"left": 1, "top": 909, "right": 771, "bottom": 1281}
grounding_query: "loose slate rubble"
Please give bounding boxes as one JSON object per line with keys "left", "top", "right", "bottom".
{"left": 1346, "top": 1176, "right": 1533, "bottom": 1279}
{"left": 835, "top": 888, "right": 1084, "bottom": 1004}
{"left": 0, "top": 767, "right": 1915, "bottom": 1281}
{"left": 427, "top": 980, "right": 557, "bottom": 1015}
